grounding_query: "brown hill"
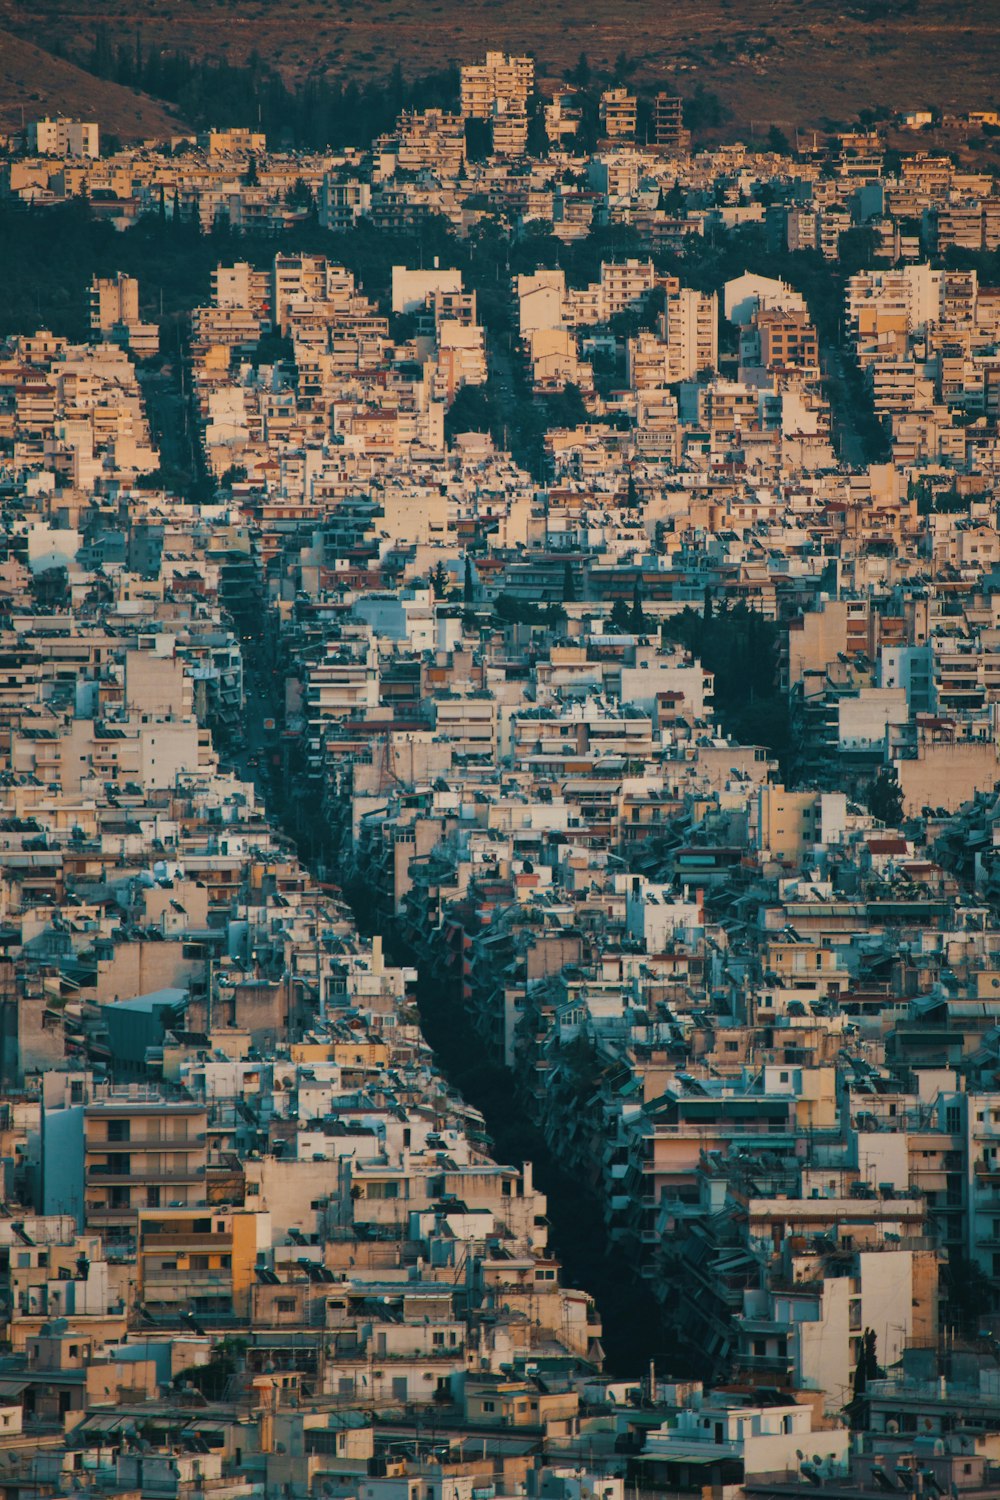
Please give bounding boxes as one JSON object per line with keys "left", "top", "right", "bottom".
{"left": 0, "top": 27, "right": 186, "bottom": 139}
{"left": 1, "top": 0, "right": 998, "bottom": 137}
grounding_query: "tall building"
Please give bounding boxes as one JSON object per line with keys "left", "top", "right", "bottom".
{"left": 599, "top": 88, "right": 638, "bottom": 141}
{"left": 652, "top": 93, "right": 690, "bottom": 153}
{"left": 459, "top": 52, "right": 534, "bottom": 121}
{"left": 490, "top": 104, "right": 529, "bottom": 158}
{"left": 83, "top": 1094, "right": 209, "bottom": 1249}
{"left": 88, "top": 273, "right": 159, "bottom": 356}
{"left": 211, "top": 261, "right": 271, "bottom": 316}
{"left": 89, "top": 273, "right": 140, "bottom": 335}
{"left": 27, "top": 117, "right": 99, "bottom": 159}
{"left": 662, "top": 288, "right": 719, "bottom": 381}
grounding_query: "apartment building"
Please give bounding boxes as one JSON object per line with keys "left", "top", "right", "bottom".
{"left": 459, "top": 53, "right": 534, "bottom": 121}
{"left": 662, "top": 287, "right": 719, "bottom": 380}
{"left": 28, "top": 117, "right": 99, "bottom": 158}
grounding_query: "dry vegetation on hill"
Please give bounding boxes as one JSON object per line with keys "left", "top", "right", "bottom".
{"left": 1, "top": 0, "right": 997, "bottom": 140}
{"left": 0, "top": 25, "right": 185, "bottom": 137}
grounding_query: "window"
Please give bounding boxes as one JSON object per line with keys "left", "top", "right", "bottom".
{"left": 276, "top": 1298, "right": 297, "bottom": 1313}
{"left": 366, "top": 1181, "right": 399, "bottom": 1200}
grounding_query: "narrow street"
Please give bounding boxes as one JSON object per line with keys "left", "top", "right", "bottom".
{"left": 822, "top": 346, "right": 868, "bottom": 468}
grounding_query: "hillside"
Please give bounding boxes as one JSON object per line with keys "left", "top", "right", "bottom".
{"left": 0, "top": 27, "right": 185, "bottom": 139}
{"left": 2, "top": 0, "right": 998, "bottom": 135}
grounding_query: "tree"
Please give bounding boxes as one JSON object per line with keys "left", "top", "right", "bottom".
{"left": 847, "top": 1327, "right": 882, "bottom": 1428}
{"left": 569, "top": 52, "right": 591, "bottom": 87}
{"left": 867, "top": 767, "right": 904, "bottom": 827}
{"left": 609, "top": 598, "right": 632, "bottom": 632}
{"left": 431, "top": 561, "right": 449, "bottom": 600}
{"left": 839, "top": 224, "right": 882, "bottom": 276}
{"left": 661, "top": 602, "right": 790, "bottom": 772}
{"left": 445, "top": 382, "right": 496, "bottom": 442}
{"left": 659, "top": 179, "right": 686, "bottom": 216}
{"left": 464, "top": 555, "right": 475, "bottom": 607}
{"left": 285, "top": 177, "right": 313, "bottom": 210}
{"left": 703, "top": 584, "right": 713, "bottom": 622}
{"left": 526, "top": 92, "right": 549, "bottom": 157}
{"left": 630, "top": 577, "right": 646, "bottom": 633}
{"left": 464, "top": 117, "right": 492, "bottom": 162}
{"left": 546, "top": 382, "right": 588, "bottom": 429}
{"left": 562, "top": 560, "right": 577, "bottom": 604}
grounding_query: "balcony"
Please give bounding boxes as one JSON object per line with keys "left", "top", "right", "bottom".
{"left": 89, "top": 1135, "right": 205, "bottom": 1151}
{"left": 142, "top": 1269, "right": 232, "bottom": 1286}
{"left": 735, "top": 1352, "right": 793, "bottom": 1375}
{"left": 139, "top": 1232, "right": 232, "bottom": 1248}
{"left": 87, "top": 1166, "right": 206, "bottom": 1184}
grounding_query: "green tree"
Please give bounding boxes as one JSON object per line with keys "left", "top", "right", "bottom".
{"left": 285, "top": 177, "right": 314, "bottom": 210}
{"left": 847, "top": 1327, "right": 882, "bottom": 1428}
{"left": 431, "top": 561, "right": 449, "bottom": 600}
{"left": 630, "top": 578, "right": 646, "bottom": 632}
{"left": 609, "top": 598, "right": 632, "bottom": 632}
{"left": 866, "top": 767, "right": 904, "bottom": 826}
{"left": 569, "top": 52, "right": 591, "bottom": 87}
{"left": 661, "top": 602, "right": 790, "bottom": 770}
{"left": 445, "top": 382, "right": 496, "bottom": 441}
{"left": 546, "top": 382, "right": 588, "bottom": 428}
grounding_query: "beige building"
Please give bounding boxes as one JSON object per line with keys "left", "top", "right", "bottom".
{"left": 90, "top": 273, "right": 140, "bottom": 333}
{"left": 83, "top": 1096, "right": 209, "bottom": 1247}
{"left": 28, "top": 116, "right": 99, "bottom": 158}
{"left": 459, "top": 52, "right": 534, "bottom": 120}
{"left": 599, "top": 88, "right": 637, "bottom": 140}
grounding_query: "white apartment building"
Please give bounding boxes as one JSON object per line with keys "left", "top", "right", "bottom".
{"left": 662, "top": 287, "right": 719, "bottom": 381}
